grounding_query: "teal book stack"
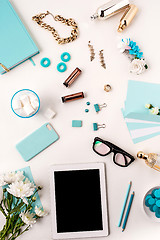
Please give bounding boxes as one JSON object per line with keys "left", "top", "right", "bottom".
{"left": 0, "top": 0, "right": 39, "bottom": 74}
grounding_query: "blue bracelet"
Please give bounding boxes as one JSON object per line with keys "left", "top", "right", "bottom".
{"left": 57, "top": 62, "right": 67, "bottom": 72}
{"left": 61, "top": 52, "right": 71, "bottom": 62}
{"left": 40, "top": 58, "right": 51, "bottom": 67}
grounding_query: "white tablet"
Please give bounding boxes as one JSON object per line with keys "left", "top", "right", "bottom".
{"left": 50, "top": 162, "right": 109, "bottom": 239}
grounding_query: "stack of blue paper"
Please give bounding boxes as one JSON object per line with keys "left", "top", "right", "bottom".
{"left": 122, "top": 80, "right": 160, "bottom": 144}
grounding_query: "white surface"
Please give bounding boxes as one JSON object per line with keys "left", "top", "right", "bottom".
{"left": 0, "top": 0, "right": 160, "bottom": 239}
{"left": 50, "top": 163, "right": 108, "bottom": 239}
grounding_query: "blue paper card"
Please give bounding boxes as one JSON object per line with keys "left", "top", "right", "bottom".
{"left": 122, "top": 80, "right": 160, "bottom": 143}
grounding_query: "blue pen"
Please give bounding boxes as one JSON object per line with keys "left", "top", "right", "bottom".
{"left": 118, "top": 181, "right": 132, "bottom": 227}
{"left": 122, "top": 191, "right": 135, "bottom": 232}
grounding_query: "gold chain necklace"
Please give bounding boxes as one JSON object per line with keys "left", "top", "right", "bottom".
{"left": 32, "top": 11, "right": 79, "bottom": 45}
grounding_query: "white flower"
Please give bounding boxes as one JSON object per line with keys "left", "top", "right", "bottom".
{"left": 3, "top": 171, "right": 24, "bottom": 184}
{"left": 145, "top": 104, "right": 152, "bottom": 109}
{"left": 15, "top": 171, "right": 25, "bottom": 182}
{"left": 3, "top": 171, "right": 17, "bottom": 184}
{"left": 7, "top": 180, "right": 35, "bottom": 199}
{"left": 150, "top": 107, "right": 159, "bottom": 115}
{"left": 117, "top": 38, "right": 131, "bottom": 53}
{"left": 20, "top": 211, "right": 36, "bottom": 226}
{"left": 0, "top": 175, "right": 7, "bottom": 187}
{"left": 130, "top": 59, "right": 146, "bottom": 75}
{"left": 35, "top": 206, "right": 48, "bottom": 217}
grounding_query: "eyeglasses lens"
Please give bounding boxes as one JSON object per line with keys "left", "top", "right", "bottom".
{"left": 114, "top": 153, "right": 131, "bottom": 166}
{"left": 94, "top": 141, "right": 110, "bottom": 155}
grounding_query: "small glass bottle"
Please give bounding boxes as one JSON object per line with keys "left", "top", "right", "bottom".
{"left": 137, "top": 151, "right": 160, "bottom": 172}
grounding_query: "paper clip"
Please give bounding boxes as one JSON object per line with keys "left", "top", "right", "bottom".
{"left": 93, "top": 123, "right": 106, "bottom": 131}
{"left": 94, "top": 103, "right": 107, "bottom": 113}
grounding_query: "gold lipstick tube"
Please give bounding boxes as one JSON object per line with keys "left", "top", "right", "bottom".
{"left": 117, "top": 4, "right": 138, "bottom": 32}
{"left": 63, "top": 68, "right": 82, "bottom": 87}
{"left": 61, "top": 92, "right": 84, "bottom": 103}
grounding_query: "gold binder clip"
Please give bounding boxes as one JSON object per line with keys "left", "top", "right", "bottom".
{"left": 0, "top": 63, "right": 10, "bottom": 72}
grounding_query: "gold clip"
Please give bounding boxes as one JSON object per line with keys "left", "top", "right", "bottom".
{"left": 0, "top": 63, "right": 10, "bottom": 73}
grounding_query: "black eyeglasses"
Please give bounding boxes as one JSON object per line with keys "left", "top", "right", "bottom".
{"left": 93, "top": 137, "right": 135, "bottom": 167}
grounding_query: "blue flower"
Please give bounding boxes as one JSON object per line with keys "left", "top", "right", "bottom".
{"left": 128, "top": 40, "right": 143, "bottom": 59}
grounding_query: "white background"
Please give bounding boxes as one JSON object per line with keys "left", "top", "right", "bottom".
{"left": 0, "top": 0, "right": 160, "bottom": 239}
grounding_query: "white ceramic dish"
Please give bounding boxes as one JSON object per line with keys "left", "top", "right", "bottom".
{"left": 143, "top": 186, "right": 160, "bottom": 222}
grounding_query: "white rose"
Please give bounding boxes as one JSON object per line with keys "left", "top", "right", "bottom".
{"left": 20, "top": 211, "right": 36, "bottom": 226}
{"left": 130, "top": 59, "right": 146, "bottom": 75}
{"left": 35, "top": 206, "right": 48, "bottom": 217}
{"left": 150, "top": 107, "right": 159, "bottom": 115}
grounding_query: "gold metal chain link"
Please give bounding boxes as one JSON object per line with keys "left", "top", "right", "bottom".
{"left": 32, "top": 11, "right": 79, "bottom": 44}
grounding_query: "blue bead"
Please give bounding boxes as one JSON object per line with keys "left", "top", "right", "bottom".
{"left": 86, "top": 102, "right": 90, "bottom": 106}
{"left": 40, "top": 58, "right": 51, "bottom": 67}
{"left": 57, "top": 62, "right": 67, "bottom": 72}
{"left": 61, "top": 52, "right": 71, "bottom": 62}
{"left": 156, "top": 200, "right": 160, "bottom": 207}
{"left": 148, "top": 197, "right": 156, "bottom": 206}
{"left": 145, "top": 194, "right": 152, "bottom": 200}
{"left": 85, "top": 109, "right": 89, "bottom": 112}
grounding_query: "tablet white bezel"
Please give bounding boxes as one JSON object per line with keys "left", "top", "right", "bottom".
{"left": 50, "top": 162, "right": 109, "bottom": 239}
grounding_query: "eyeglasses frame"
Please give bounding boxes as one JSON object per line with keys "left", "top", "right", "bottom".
{"left": 93, "top": 137, "right": 135, "bottom": 167}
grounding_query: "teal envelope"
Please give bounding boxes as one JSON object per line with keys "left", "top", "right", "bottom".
{"left": 125, "top": 80, "right": 160, "bottom": 116}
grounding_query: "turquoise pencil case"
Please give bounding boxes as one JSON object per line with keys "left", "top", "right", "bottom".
{"left": 16, "top": 123, "right": 59, "bottom": 162}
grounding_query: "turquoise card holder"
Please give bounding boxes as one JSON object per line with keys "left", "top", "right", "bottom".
{"left": 16, "top": 123, "right": 59, "bottom": 162}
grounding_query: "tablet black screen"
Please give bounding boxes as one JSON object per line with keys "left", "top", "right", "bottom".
{"left": 54, "top": 169, "right": 103, "bottom": 233}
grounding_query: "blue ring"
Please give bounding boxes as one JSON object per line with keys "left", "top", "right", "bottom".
{"left": 57, "top": 62, "right": 67, "bottom": 72}
{"left": 40, "top": 58, "right": 51, "bottom": 67}
{"left": 11, "top": 89, "right": 40, "bottom": 118}
{"left": 61, "top": 52, "right": 71, "bottom": 62}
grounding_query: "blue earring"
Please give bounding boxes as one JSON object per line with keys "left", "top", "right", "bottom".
{"left": 61, "top": 52, "right": 71, "bottom": 62}
{"left": 57, "top": 62, "right": 67, "bottom": 72}
{"left": 40, "top": 58, "right": 51, "bottom": 67}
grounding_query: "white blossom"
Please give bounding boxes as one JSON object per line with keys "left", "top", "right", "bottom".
{"left": 3, "top": 171, "right": 24, "bottom": 185}
{"left": 117, "top": 38, "right": 131, "bottom": 53}
{"left": 130, "top": 59, "right": 146, "bottom": 75}
{"left": 35, "top": 206, "right": 48, "bottom": 217}
{"left": 145, "top": 104, "right": 152, "bottom": 109}
{"left": 7, "top": 180, "right": 35, "bottom": 199}
{"left": 20, "top": 211, "right": 36, "bottom": 226}
{"left": 0, "top": 175, "right": 7, "bottom": 187}
{"left": 150, "top": 107, "right": 159, "bottom": 115}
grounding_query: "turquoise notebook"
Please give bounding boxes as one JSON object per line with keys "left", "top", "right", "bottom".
{"left": 0, "top": 0, "right": 39, "bottom": 74}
